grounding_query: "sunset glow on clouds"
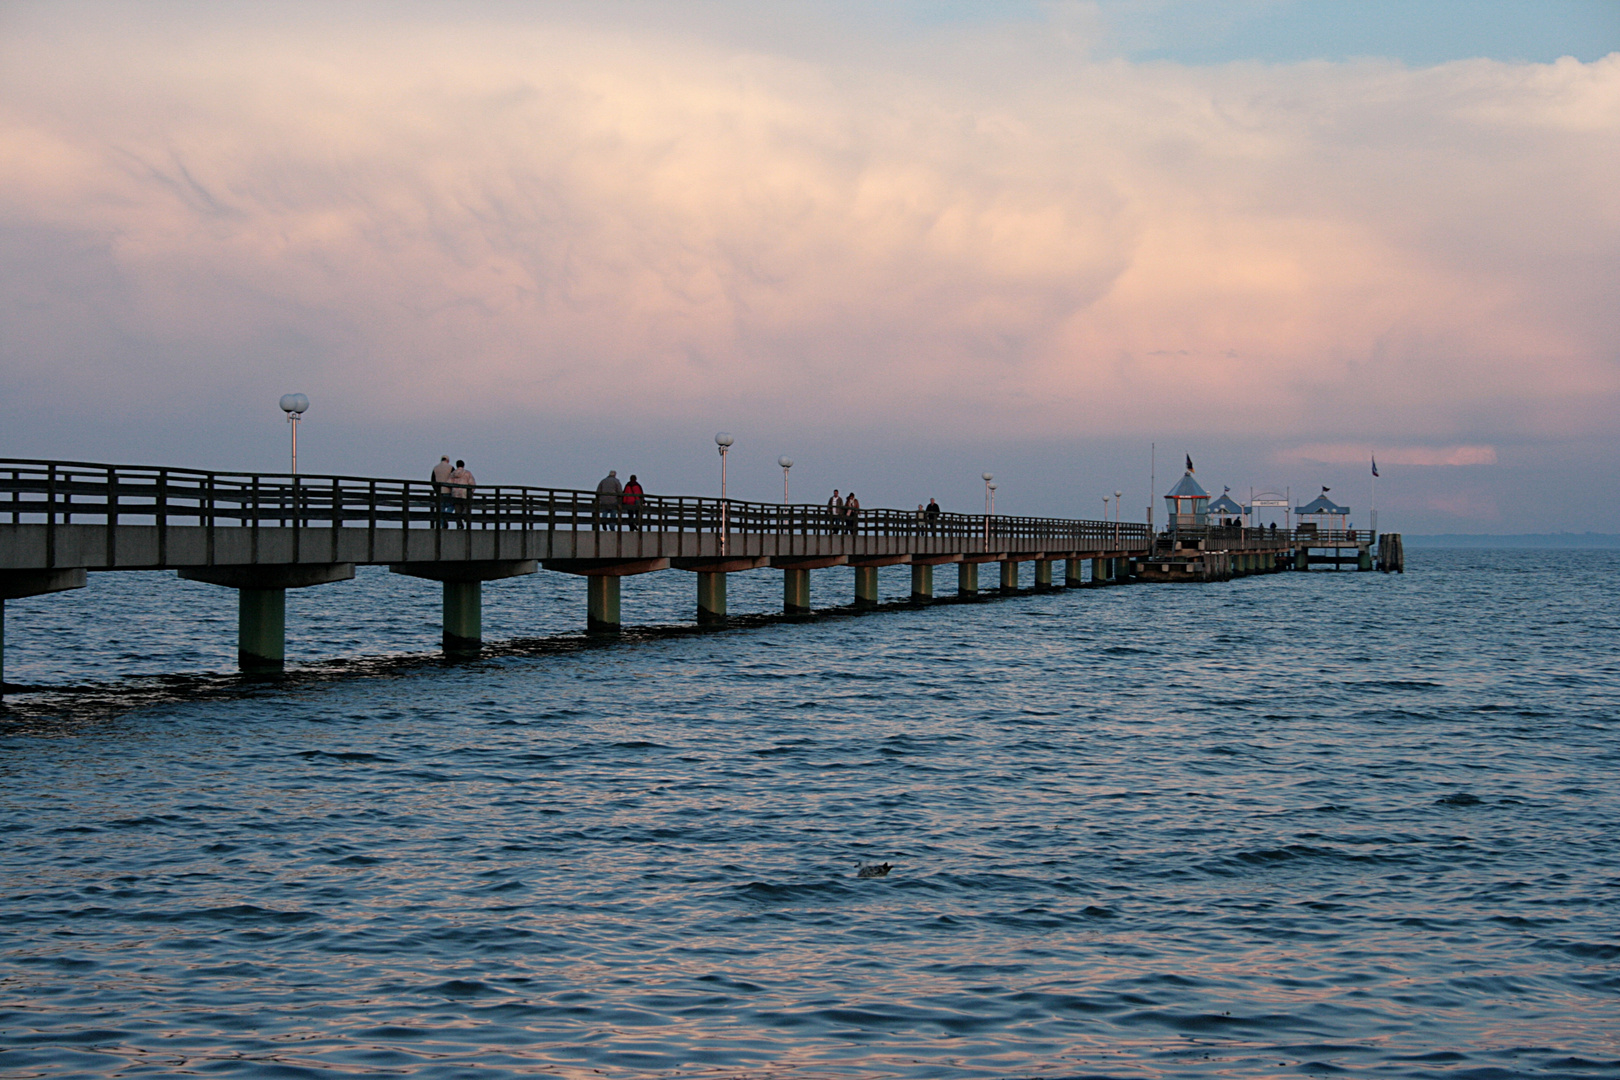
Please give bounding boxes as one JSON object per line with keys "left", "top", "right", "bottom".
{"left": 1, "top": 3, "right": 1617, "bottom": 527}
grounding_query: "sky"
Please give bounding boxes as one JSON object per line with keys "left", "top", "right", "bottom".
{"left": 1, "top": 1, "right": 1617, "bottom": 532}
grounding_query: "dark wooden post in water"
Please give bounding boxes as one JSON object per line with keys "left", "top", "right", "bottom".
{"left": 1378, "top": 534, "right": 1405, "bottom": 573}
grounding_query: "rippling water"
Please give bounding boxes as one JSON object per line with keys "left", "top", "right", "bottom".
{"left": 3, "top": 551, "right": 1618, "bottom": 1077}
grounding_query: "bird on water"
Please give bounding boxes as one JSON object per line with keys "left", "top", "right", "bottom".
{"left": 856, "top": 862, "right": 892, "bottom": 878}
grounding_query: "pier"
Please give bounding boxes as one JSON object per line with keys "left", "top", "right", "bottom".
{"left": 0, "top": 458, "right": 1397, "bottom": 692}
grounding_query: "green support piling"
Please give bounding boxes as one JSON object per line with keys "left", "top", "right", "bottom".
{"left": 443, "top": 580, "right": 482, "bottom": 655}
{"left": 588, "top": 575, "right": 621, "bottom": 635}
{"left": 784, "top": 568, "right": 811, "bottom": 615}
{"left": 854, "top": 566, "right": 879, "bottom": 609}
{"left": 1065, "top": 559, "right": 1084, "bottom": 587}
{"left": 911, "top": 563, "right": 933, "bottom": 602}
{"left": 238, "top": 587, "right": 286, "bottom": 674}
{"left": 697, "top": 571, "right": 727, "bottom": 625}
{"left": 1092, "top": 557, "right": 1109, "bottom": 585}
{"left": 1035, "top": 560, "right": 1053, "bottom": 589}
{"left": 958, "top": 561, "right": 978, "bottom": 598}
{"left": 1000, "top": 560, "right": 1018, "bottom": 592}
{"left": 1358, "top": 546, "right": 1373, "bottom": 571}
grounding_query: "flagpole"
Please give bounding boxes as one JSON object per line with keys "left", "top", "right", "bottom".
{"left": 1371, "top": 455, "right": 1379, "bottom": 536}
{"left": 1148, "top": 443, "right": 1155, "bottom": 531}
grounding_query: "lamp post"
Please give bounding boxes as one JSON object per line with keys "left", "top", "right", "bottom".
{"left": 987, "top": 481, "right": 998, "bottom": 542}
{"left": 1114, "top": 489, "right": 1123, "bottom": 549}
{"left": 279, "top": 394, "right": 308, "bottom": 474}
{"left": 982, "top": 472, "right": 993, "bottom": 547}
{"left": 716, "top": 432, "right": 734, "bottom": 554}
{"left": 778, "top": 456, "right": 793, "bottom": 503}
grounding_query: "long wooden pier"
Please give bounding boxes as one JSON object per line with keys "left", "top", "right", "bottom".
{"left": 0, "top": 458, "right": 1392, "bottom": 690}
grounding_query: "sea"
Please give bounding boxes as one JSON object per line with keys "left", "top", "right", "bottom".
{"left": 1, "top": 549, "right": 1616, "bottom": 1078}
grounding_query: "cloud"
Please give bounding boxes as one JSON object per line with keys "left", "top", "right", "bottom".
{"left": 0, "top": 6, "right": 1616, "bottom": 450}
{"left": 1282, "top": 444, "right": 1498, "bottom": 466}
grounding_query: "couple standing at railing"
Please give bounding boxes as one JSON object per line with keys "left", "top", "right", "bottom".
{"left": 826, "top": 490, "right": 861, "bottom": 535}
{"left": 430, "top": 456, "right": 477, "bottom": 528}
{"left": 595, "top": 470, "right": 644, "bottom": 531}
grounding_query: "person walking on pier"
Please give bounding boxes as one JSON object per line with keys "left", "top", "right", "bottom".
{"left": 827, "top": 490, "right": 843, "bottom": 535}
{"left": 448, "top": 459, "right": 476, "bottom": 528}
{"left": 844, "top": 491, "right": 860, "bottom": 535}
{"left": 431, "top": 456, "right": 453, "bottom": 526}
{"left": 926, "top": 498, "right": 940, "bottom": 535}
{"left": 596, "top": 470, "right": 623, "bottom": 530}
{"left": 622, "top": 474, "right": 644, "bottom": 531}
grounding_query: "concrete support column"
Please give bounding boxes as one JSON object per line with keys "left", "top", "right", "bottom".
{"left": 1034, "top": 560, "right": 1053, "bottom": 590}
{"left": 697, "top": 571, "right": 727, "bottom": 625}
{"left": 1358, "top": 546, "right": 1374, "bottom": 571}
{"left": 958, "top": 561, "right": 979, "bottom": 598}
{"left": 443, "top": 580, "right": 482, "bottom": 655}
{"left": 1065, "top": 559, "right": 1084, "bottom": 588}
{"left": 854, "top": 565, "right": 879, "bottom": 609}
{"left": 1000, "top": 560, "right": 1019, "bottom": 592}
{"left": 1296, "top": 548, "right": 1310, "bottom": 571}
{"left": 588, "top": 575, "right": 621, "bottom": 635}
{"left": 238, "top": 587, "right": 286, "bottom": 674}
{"left": 181, "top": 564, "right": 352, "bottom": 675}
{"left": 1092, "top": 557, "right": 1110, "bottom": 585}
{"left": 393, "top": 559, "right": 537, "bottom": 655}
{"left": 784, "top": 568, "right": 811, "bottom": 615}
{"left": 910, "top": 563, "right": 933, "bottom": 602}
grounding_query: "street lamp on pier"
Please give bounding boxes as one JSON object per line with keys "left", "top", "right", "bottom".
{"left": 716, "top": 432, "right": 734, "bottom": 554}
{"left": 1114, "top": 490, "right": 1123, "bottom": 549}
{"left": 279, "top": 394, "right": 308, "bottom": 474}
{"left": 779, "top": 457, "right": 793, "bottom": 503}
{"left": 982, "top": 472, "right": 993, "bottom": 547}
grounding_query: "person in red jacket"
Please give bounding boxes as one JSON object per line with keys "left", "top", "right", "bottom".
{"left": 622, "top": 474, "right": 645, "bottom": 531}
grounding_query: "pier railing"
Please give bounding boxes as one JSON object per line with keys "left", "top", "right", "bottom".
{"left": 1155, "top": 525, "right": 1371, "bottom": 550}
{"left": 0, "top": 459, "right": 1149, "bottom": 551}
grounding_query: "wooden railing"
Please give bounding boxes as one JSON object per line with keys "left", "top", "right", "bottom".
{"left": 0, "top": 459, "right": 1151, "bottom": 551}
{"left": 1155, "top": 525, "right": 1371, "bottom": 551}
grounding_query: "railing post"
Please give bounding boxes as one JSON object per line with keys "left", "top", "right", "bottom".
{"left": 106, "top": 465, "right": 119, "bottom": 567}
{"left": 157, "top": 469, "right": 169, "bottom": 567}
{"left": 250, "top": 475, "right": 261, "bottom": 563}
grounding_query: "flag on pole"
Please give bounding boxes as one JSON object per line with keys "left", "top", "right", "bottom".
{"left": 1371, "top": 455, "right": 1379, "bottom": 478}
{"left": 1185, "top": 454, "right": 1194, "bottom": 473}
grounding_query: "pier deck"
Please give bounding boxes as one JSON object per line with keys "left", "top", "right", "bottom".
{"left": 0, "top": 458, "right": 1395, "bottom": 687}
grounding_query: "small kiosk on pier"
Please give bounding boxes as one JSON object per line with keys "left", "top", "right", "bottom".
{"left": 1208, "top": 487, "right": 1245, "bottom": 526}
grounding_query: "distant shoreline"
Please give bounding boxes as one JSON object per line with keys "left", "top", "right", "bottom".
{"left": 1400, "top": 533, "right": 1620, "bottom": 549}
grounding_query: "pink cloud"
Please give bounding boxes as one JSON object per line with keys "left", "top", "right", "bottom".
{"left": 0, "top": 9, "right": 1616, "bottom": 450}
{"left": 1282, "top": 444, "right": 1498, "bottom": 467}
